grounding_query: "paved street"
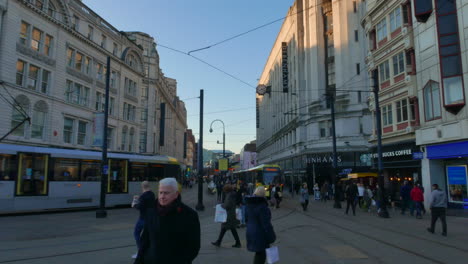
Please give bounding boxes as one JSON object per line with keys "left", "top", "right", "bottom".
{"left": 0, "top": 187, "right": 467, "bottom": 264}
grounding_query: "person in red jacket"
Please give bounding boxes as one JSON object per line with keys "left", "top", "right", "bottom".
{"left": 410, "top": 183, "right": 424, "bottom": 219}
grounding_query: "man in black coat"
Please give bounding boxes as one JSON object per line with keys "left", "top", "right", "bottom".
{"left": 345, "top": 181, "right": 359, "bottom": 216}
{"left": 135, "top": 178, "right": 200, "bottom": 264}
{"left": 132, "top": 181, "right": 156, "bottom": 259}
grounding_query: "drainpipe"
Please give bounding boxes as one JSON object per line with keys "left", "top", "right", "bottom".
{"left": 0, "top": 0, "right": 8, "bottom": 77}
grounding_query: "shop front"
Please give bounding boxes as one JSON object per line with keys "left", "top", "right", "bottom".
{"left": 425, "top": 140, "right": 468, "bottom": 212}
{"left": 366, "top": 141, "right": 421, "bottom": 200}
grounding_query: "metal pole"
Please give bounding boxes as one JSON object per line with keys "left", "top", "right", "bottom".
{"left": 329, "top": 94, "right": 341, "bottom": 209}
{"left": 196, "top": 89, "right": 205, "bottom": 211}
{"left": 96, "top": 56, "right": 111, "bottom": 218}
{"left": 223, "top": 130, "right": 225, "bottom": 158}
{"left": 373, "top": 70, "right": 389, "bottom": 218}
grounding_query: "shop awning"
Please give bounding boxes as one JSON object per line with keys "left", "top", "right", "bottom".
{"left": 348, "top": 172, "right": 378, "bottom": 179}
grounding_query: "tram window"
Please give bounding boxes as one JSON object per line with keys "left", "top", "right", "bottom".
{"left": 109, "top": 160, "right": 127, "bottom": 193}
{"left": 0, "top": 155, "right": 16, "bottom": 181}
{"left": 131, "top": 163, "right": 147, "bottom": 181}
{"left": 52, "top": 158, "right": 80, "bottom": 181}
{"left": 81, "top": 160, "right": 100, "bottom": 181}
{"left": 149, "top": 164, "right": 164, "bottom": 181}
{"left": 17, "top": 153, "right": 48, "bottom": 196}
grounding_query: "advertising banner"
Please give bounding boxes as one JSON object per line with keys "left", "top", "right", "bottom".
{"left": 92, "top": 112, "right": 105, "bottom": 146}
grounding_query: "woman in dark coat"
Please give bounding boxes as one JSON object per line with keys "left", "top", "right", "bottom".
{"left": 211, "top": 184, "right": 241, "bottom": 247}
{"left": 246, "top": 186, "right": 276, "bottom": 264}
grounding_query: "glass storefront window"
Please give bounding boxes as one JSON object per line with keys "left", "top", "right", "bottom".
{"left": 108, "top": 159, "right": 127, "bottom": 193}
{"left": 0, "top": 155, "right": 16, "bottom": 181}
{"left": 53, "top": 158, "right": 80, "bottom": 181}
{"left": 17, "top": 153, "right": 48, "bottom": 196}
{"left": 446, "top": 165, "right": 468, "bottom": 203}
{"left": 81, "top": 161, "right": 101, "bottom": 181}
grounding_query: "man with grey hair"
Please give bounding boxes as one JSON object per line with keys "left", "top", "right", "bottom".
{"left": 132, "top": 181, "right": 155, "bottom": 259}
{"left": 135, "top": 178, "right": 200, "bottom": 264}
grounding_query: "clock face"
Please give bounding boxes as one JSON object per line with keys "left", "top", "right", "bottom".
{"left": 256, "top": 85, "right": 267, "bottom": 95}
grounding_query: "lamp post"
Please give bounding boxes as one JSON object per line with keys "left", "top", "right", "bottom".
{"left": 209, "top": 119, "right": 225, "bottom": 158}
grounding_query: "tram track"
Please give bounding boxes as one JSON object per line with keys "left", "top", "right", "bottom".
{"left": 282, "top": 203, "right": 466, "bottom": 264}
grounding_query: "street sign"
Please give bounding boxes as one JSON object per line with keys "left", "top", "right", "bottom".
{"left": 412, "top": 152, "right": 423, "bottom": 160}
{"left": 103, "top": 165, "right": 109, "bottom": 175}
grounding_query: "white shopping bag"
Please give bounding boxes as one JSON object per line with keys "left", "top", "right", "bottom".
{"left": 235, "top": 208, "right": 242, "bottom": 221}
{"left": 266, "top": 246, "right": 279, "bottom": 264}
{"left": 214, "top": 204, "right": 227, "bottom": 223}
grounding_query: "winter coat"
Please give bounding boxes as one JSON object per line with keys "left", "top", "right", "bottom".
{"left": 400, "top": 184, "right": 412, "bottom": 200}
{"left": 410, "top": 187, "right": 424, "bottom": 202}
{"left": 300, "top": 188, "right": 309, "bottom": 203}
{"left": 135, "top": 197, "right": 200, "bottom": 264}
{"left": 430, "top": 189, "right": 447, "bottom": 208}
{"left": 135, "top": 191, "right": 156, "bottom": 219}
{"left": 221, "top": 191, "right": 239, "bottom": 229}
{"left": 245, "top": 196, "right": 276, "bottom": 253}
{"left": 345, "top": 184, "right": 358, "bottom": 200}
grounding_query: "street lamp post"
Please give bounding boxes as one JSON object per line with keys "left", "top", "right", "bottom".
{"left": 209, "top": 119, "right": 225, "bottom": 158}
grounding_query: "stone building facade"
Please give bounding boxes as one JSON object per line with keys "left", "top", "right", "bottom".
{"left": 0, "top": 0, "right": 188, "bottom": 164}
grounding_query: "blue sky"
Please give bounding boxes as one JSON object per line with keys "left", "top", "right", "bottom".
{"left": 83, "top": 0, "right": 295, "bottom": 154}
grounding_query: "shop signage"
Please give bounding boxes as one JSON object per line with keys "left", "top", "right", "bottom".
{"left": 304, "top": 155, "right": 342, "bottom": 164}
{"left": 282, "top": 42, "right": 288, "bottom": 93}
{"left": 413, "top": 152, "right": 424, "bottom": 160}
{"left": 447, "top": 166, "right": 467, "bottom": 185}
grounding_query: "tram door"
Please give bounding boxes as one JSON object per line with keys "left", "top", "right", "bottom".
{"left": 108, "top": 159, "right": 128, "bottom": 193}
{"left": 16, "top": 153, "right": 49, "bottom": 196}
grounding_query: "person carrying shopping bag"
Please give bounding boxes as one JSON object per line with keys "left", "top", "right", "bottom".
{"left": 246, "top": 186, "right": 277, "bottom": 264}
{"left": 211, "top": 184, "right": 242, "bottom": 248}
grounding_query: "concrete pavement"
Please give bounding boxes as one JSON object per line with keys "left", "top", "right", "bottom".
{"left": 0, "top": 187, "right": 467, "bottom": 263}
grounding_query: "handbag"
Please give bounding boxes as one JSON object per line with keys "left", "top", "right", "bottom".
{"left": 214, "top": 204, "right": 227, "bottom": 223}
{"left": 235, "top": 208, "right": 242, "bottom": 221}
{"left": 266, "top": 246, "right": 279, "bottom": 264}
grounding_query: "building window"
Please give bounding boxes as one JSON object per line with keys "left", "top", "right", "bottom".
{"left": 125, "top": 78, "right": 137, "bottom": 96}
{"left": 47, "top": 2, "right": 56, "bottom": 17}
{"left": 424, "top": 81, "right": 441, "bottom": 120}
{"left": 389, "top": 7, "right": 402, "bottom": 32}
{"left": 96, "top": 63, "right": 103, "bottom": 81}
{"left": 129, "top": 128, "right": 135, "bottom": 152}
{"left": 382, "top": 104, "right": 393, "bottom": 127}
{"left": 67, "top": 47, "right": 74, "bottom": 67}
{"left": 379, "top": 61, "right": 390, "bottom": 82}
{"left": 31, "top": 28, "right": 42, "bottom": 51}
{"left": 31, "top": 101, "right": 47, "bottom": 139}
{"left": 84, "top": 57, "right": 91, "bottom": 75}
{"left": 41, "top": 70, "right": 50, "bottom": 93}
{"left": 11, "top": 96, "right": 30, "bottom": 137}
{"left": 110, "top": 71, "right": 117, "bottom": 88}
{"left": 113, "top": 43, "right": 118, "bottom": 56}
{"left": 87, "top": 26, "right": 93, "bottom": 40}
{"left": 121, "top": 127, "right": 128, "bottom": 151}
{"left": 109, "top": 97, "right": 115, "bottom": 116}
{"left": 27, "top": 64, "right": 39, "bottom": 90}
{"left": 356, "top": 63, "right": 360, "bottom": 75}
{"left": 77, "top": 121, "right": 87, "bottom": 145}
{"left": 414, "top": 0, "right": 433, "bottom": 23}
{"left": 392, "top": 52, "right": 405, "bottom": 76}
{"left": 396, "top": 99, "right": 408, "bottom": 123}
{"left": 141, "top": 86, "right": 148, "bottom": 99}
{"left": 319, "top": 121, "right": 331, "bottom": 138}
{"left": 19, "top": 21, "right": 30, "bottom": 45}
{"left": 436, "top": 0, "right": 464, "bottom": 112}
{"left": 376, "top": 18, "right": 387, "bottom": 42}
{"left": 405, "top": 49, "right": 416, "bottom": 75}
{"left": 73, "top": 15, "right": 80, "bottom": 31}
{"left": 353, "top": 1, "right": 357, "bottom": 13}
{"left": 369, "top": 29, "right": 376, "bottom": 50}
{"left": 141, "top": 109, "right": 148, "bottom": 122}
{"left": 65, "top": 80, "right": 90, "bottom": 107}
{"left": 139, "top": 131, "right": 147, "bottom": 153}
{"left": 63, "top": 117, "right": 74, "bottom": 144}
{"left": 101, "top": 35, "right": 106, "bottom": 48}
{"left": 95, "top": 92, "right": 105, "bottom": 111}
{"left": 354, "top": 30, "right": 358, "bottom": 42}
{"left": 75, "top": 52, "right": 83, "bottom": 71}
{"left": 358, "top": 91, "right": 362, "bottom": 103}
{"left": 402, "top": 2, "right": 413, "bottom": 26}
{"left": 107, "top": 127, "right": 114, "bottom": 149}
{"left": 44, "top": 35, "right": 53, "bottom": 56}
{"left": 16, "top": 60, "right": 25, "bottom": 86}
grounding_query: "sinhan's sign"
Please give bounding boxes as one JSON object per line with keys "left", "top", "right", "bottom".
{"left": 304, "top": 155, "right": 342, "bottom": 164}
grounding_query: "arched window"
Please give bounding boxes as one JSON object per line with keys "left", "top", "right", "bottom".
{"left": 31, "top": 101, "right": 48, "bottom": 139}
{"left": 129, "top": 128, "right": 135, "bottom": 152}
{"left": 121, "top": 126, "right": 128, "bottom": 151}
{"left": 424, "top": 81, "right": 441, "bottom": 121}
{"left": 11, "top": 95, "right": 30, "bottom": 137}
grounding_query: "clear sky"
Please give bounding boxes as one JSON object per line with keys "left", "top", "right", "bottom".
{"left": 83, "top": 0, "right": 295, "bottom": 154}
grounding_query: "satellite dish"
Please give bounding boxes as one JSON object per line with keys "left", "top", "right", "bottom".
{"left": 256, "top": 84, "right": 267, "bottom": 95}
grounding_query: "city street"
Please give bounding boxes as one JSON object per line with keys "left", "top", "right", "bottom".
{"left": 0, "top": 187, "right": 467, "bottom": 264}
